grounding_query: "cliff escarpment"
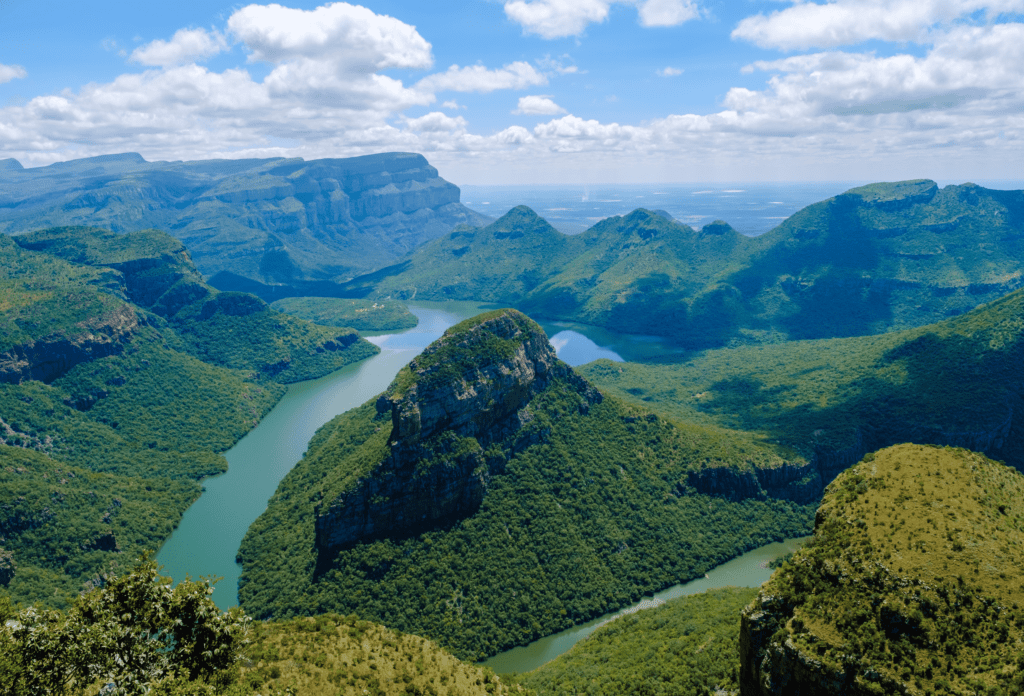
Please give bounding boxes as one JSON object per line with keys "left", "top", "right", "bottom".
{"left": 739, "top": 444, "right": 1024, "bottom": 695}
{"left": 313, "top": 309, "right": 601, "bottom": 553}
{"left": 0, "top": 151, "right": 490, "bottom": 284}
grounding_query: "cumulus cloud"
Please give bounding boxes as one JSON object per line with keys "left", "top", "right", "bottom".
{"left": 130, "top": 28, "right": 228, "bottom": 66}
{"left": 657, "top": 66, "right": 683, "bottom": 76}
{"left": 228, "top": 2, "right": 433, "bottom": 70}
{"left": 636, "top": 0, "right": 699, "bottom": 28}
{"left": 727, "top": 24, "right": 1024, "bottom": 118}
{"left": 514, "top": 95, "right": 567, "bottom": 114}
{"left": 504, "top": 0, "right": 699, "bottom": 38}
{"left": 416, "top": 62, "right": 547, "bottom": 93}
{"left": 0, "top": 64, "right": 26, "bottom": 84}
{"left": 732, "top": 0, "right": 1024, "bottom": 50}
{"left": 404, "top": 111, "right": 468, "bottom": 132}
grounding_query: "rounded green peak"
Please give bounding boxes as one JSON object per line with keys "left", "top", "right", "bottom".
{"left": 388, "top": 308, "right": 549, "bottom": 397}
{"left": 487, "top": 206, "right": 560, "bottom": 239}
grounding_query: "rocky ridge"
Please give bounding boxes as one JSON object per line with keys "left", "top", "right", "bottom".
{"left": 313, "top": 309, "right": 601, "bottom": 553}
{"left": 0, "top": 152, "right": 490, "bottom": 285}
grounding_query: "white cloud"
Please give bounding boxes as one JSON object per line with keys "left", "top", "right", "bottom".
{"left": 404, "top": 112, "right": 468, "bottom": 132}
{"left": 0, "top": 64, "right": 26, "bottom": 84}
{"left": 228, "top": 2, "right": 433, "bottom": 70}
{"left": 416, "top": 62, "right": 547, "bottom": 93}
{"left": 514, "top": 95, "right": 567, "bottom": 114}
{"left": 733, "top": 0, "right": 1024, "bottom": 50}
{"left": 441, "top": 100, "right": 465, "bottom": 109}
{"left": 657, "top": 66, "right": 683, "bottom": 76}
{"left": 636, "top": 0, "right": 699, "bottom": 28}
{"left": 130, "top": 28, "right": 228, "bottom": 66}
{"left": 504, "top": 0, "right": 699, "bottom": 38}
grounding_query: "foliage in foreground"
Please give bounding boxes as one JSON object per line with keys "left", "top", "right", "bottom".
{"left": 270, "top": 297, "right": 418, "bottom": 332}
{"left": 745, "top": 444, "right": 1024, "bottom": 695}
{"left": 516, "top": 587, "right": 756, "bottom": 696}
{"left": 0, "top": 558, "right": 249, "bottom": 695}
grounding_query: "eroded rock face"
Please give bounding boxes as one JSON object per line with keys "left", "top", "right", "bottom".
{"left": 0, "top": 304, "right": 139, "bottom": 384}
{"left": 314, "top": 309, "right": 601, "bottom": 553}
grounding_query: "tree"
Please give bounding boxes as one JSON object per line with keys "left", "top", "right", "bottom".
{"left": 0, "top": 556, "right": 250, "bottom": 695}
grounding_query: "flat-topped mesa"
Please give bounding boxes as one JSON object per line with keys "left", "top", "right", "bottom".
{"left": 314, "top": 309, "right": 601, "bottom": 553}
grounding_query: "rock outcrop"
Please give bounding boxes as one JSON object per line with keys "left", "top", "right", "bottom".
{"left": 314, "top": 309, "right": 601, "bottom": 553}
{"left": 0, "top": 304, "right": 140, "bottom": 384}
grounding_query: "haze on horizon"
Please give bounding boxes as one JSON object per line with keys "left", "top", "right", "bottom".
{"left": 0, "top": 0, "right": 1022, "bottom": 185}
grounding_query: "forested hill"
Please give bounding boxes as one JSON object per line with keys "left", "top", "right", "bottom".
{"left": 0, "top": 226, "right": 377, "bottom": 607}
{"left": 238, "top": 309, "right": 815, "bottom": 660}
{"left": 741, "top": 444, "right": 1024, "bottom": 695}
{"left": 583, "top": 284, "right": 1024, "bottom": 489}
{"left": 355, "top": 180, "right": 1024, "bottom": 347}
{"left": 0, "top": 152, "right": 489, "bottom": 285}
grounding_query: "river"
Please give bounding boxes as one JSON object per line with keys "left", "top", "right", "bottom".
{"left": 155, "top": 301, "right": 801, "bottom": 670}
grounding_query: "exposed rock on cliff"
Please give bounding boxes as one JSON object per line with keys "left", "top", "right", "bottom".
{"left": 0, "top": 152, "right": 490, "bottom": 284}
{"left": 314, "top": 309, "right": 601, "bottom": 553}
{"left": 740, "top": 444, "right": 1024, "bottom": 695}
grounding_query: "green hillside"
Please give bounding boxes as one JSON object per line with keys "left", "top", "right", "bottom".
{"left": 0, "top": 227, "right": 378, "bottom": 606}
{"left": 361, "top": 181, "right": 1024, "bottom": 347}
{"left": 237, "top": 310, "right": 814, "bottom": 660}
{"left": 741, "top": 444, "right": 1024, "bottom": 695}
{"left": 518, "top": 587, "right": 756, "bottom": 695}
{"left": 270, "top": 297, "right": 418, "bottom": 332}
{"left": 582, "top": 285, "right": 1024, "bottom": 490}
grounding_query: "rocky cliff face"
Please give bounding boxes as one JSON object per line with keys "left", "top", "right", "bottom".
{"left": 0, "top": 304, "right": 139, "bottom": 384}
{"left": 314, "top": 309, "right": 601, "bottom": 553}
{"left": 0, "top": 152, "right": 490, "bottom": 284}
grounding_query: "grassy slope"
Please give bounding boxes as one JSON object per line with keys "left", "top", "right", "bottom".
{"left": 581, "top": 285, "right": 1024, "bottom": 470}
{"left": 240, "top": 615, "right": 523, "bottom": 696}
{"left": 363, "top": 181, "right": 1024, "bottom": 347}
{"left": 270, "top": 297, "right": 418, "bottom": 332}
{"left": 751, "top": 444, "right": 1024, "bottom": 694}
{"left": 517, "top": 587, "right": 757, "bottom": 695}
{"left": 239, "top": 370, "right": 813, "bottom": 661}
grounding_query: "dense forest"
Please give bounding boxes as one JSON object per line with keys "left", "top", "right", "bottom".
{"left": 0, "top": 226, "right": 377, "bottom": 605}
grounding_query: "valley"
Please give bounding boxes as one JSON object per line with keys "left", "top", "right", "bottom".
{"left": 3, "top": 163, "right": 1024, "bottom": 694}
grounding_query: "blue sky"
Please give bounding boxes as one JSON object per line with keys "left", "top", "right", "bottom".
{"left": 0, "top": 0, "right": 1022, "bottom": 184}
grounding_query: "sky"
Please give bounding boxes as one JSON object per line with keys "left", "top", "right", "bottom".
{"left": 0, "top": 0, "right": 1022, "bottom": 184}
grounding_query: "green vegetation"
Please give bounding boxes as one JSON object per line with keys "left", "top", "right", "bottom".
{"left": 0, "top": 226, "right": 378, "bottom": 606}
{"left": 241, "top": 615, "right": 522, "bottom": 696}
{"left": 581, "top": 285, "right": 1024, "bottom": 474}
{"left": 744, "top": 444, "right": 1024, "bottom": 694}
{"left": 0, "top": 559, "right": 520, "bottom": 696}
{"left": 517, "top": 587, "right": 756, "bottom": 695}
{"left": 238, "top": 314, "right": 814, "bottom": 660}
{"left": 270, "top": 297, "right": 418, "bottom": 332}
{"left": 0, "top": 558, "right": 249, "bottom": 695}
{"left": 360, "top": 181, "right": 1024, "bottom": 347}
{"left": 16, "top": 226, "right": 380, "bottom": 384}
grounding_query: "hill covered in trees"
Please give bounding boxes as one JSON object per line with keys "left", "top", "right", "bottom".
{"left": 741, "top": 444, "right": 1024, "bottom": 695}
{"left": 353, "top": 181, "right": 1024, "bottom": 348}
{"left": 0, "top": 227, "right": 377, "bottom": 605}
{"left": 237, "top": 309, "right": 814, "bottom": 660}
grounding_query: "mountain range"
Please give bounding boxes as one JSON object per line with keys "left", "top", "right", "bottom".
{"left": 350, "top": 180, "right": 1024, "bottom": 348}
{"left": 0, "top": 152, "right": 489, "bottom": 285}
